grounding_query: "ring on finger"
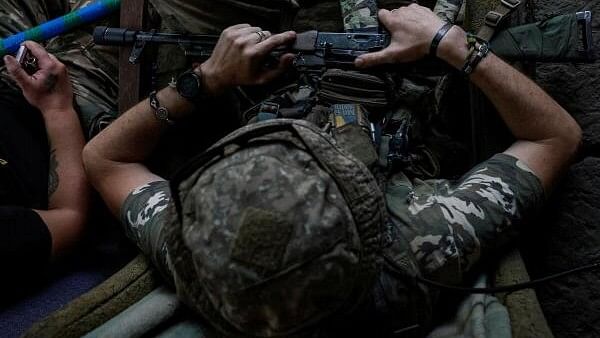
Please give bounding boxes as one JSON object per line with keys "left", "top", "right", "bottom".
{"left": 255, "top": 31, "right": 266, "bottom": 43}
{"left": 256, "top": 30, "right": 271, "bottom": 43}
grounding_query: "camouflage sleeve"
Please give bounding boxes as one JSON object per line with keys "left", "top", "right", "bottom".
{"left": 386, "top": 153, "right": 544, "bottom": 284}
{"left": 120, "top": 181, "right": 175, "bottom": 281}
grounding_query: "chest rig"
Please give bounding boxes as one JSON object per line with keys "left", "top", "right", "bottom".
{"left": 243, "top": 0, "right": 463, "bottom": 180}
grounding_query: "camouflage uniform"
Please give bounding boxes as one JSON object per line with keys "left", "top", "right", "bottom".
{"left": 120, "top": 124, "right": 544, "bottom": 337}
{"left": 0, "top": 0, "right": 119, "bottom": 139}
{"left": 341, "top": 0, "right": 379, "bottom": 31}
{"left": 117, "top": 0, "right": 545, "bottom": 336}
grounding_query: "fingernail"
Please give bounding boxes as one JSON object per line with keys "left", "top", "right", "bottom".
{"left": 3, "top": 55, "right": 9, "bottom": 63}
{"left": 355, "top": 58, "right": 364, "bottom": 67}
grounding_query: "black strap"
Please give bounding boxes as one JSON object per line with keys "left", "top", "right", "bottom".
{"left": 429, "top": 23, "right": 454, "bottom": 57}
{"left": 416, "top": 260, "right": 600, "bottom": 294}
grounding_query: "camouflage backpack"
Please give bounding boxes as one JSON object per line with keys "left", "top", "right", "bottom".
{"left": 163, "top": 119, "right": 388, "bottom": 337}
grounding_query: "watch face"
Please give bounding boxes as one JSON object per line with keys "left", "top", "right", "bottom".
{"left": 156, "top": 107, "right": 169, "bottom": 121}
{"left": 177, "top": 72, "right": 201, "bottom": 99}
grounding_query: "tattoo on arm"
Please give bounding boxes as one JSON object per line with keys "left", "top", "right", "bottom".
{"left": 44, "top": 74, "right": 58, "bottom": 93}
{"left": 48, "top": 149, "right": 59, "bottom": 197}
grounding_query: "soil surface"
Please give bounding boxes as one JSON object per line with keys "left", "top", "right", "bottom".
{"left": 521, "top": 1, "right": 600, "bottom": 337}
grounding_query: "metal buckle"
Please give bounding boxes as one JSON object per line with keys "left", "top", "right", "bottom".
{"left": 501, "top": 0, "right": 521, "bottom": 9}
{"left": 484, "top": 11, "right": 503, "bottom": 27}
{"left": 259, "top": 102, "right": 280, "bottom": 115}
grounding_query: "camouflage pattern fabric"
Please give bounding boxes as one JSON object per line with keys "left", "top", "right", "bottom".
{"left": 340, "top": 0, "right": 379, "bottom": 32}
{"left": 149, "top": 0, "right": 300, "bottom": 35}
{"left": 433, "top": 0, "right": 464, "bottom": 23}
{"left": 385, "top": 153, "right": 544, "bottom": 285}
{"left": 120, "top": 180, "right": 175, "bottom": 283}
{"left": 120, "top": 122, "right": 544, "bottom": 336}
{"left": 164, "top": 119, "right": 385, "bottom": 337}
{"left": 0, "top": 0, "right": 119, "bottom": 139}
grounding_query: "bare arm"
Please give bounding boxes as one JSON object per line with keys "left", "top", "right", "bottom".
{"left": 5, "top": 41, "right": 90, "bottom": 257}
{"left": 83, "top": 26, "right": 296, "bottom": 217}
{"left": 356, "top": 5, "right": 581, "bottom": 192}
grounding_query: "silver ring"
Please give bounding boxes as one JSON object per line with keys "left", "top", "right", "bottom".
{"left": 255, "top": 31, "right": 266, "bottom": 42}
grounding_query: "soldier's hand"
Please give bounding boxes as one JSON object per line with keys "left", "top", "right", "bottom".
{"left": 4, "top": 41, "right": 74, "bottom": 117}
{"left": 199, "top": 24, "right": 296, "bottom": 95}
{"left": 355, "top": 4, "right": 459, "bottom": 68}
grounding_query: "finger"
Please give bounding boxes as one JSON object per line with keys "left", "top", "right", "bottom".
{"left": 227, "top": 23, "right": 252, "bottom": 31}
{"left": 378, "top": 9, "right": 395, "bottom": 28}
{"left": 355, "top": 48, "right": 397, "bottom": 68}
{"left": 256, "top": 53, "right": 294, "bottom": 84}
{"left": 3, "top": 55, "right": 31, "bottom": 87}
{"left": 254, "top": 31, "right": 296, "bottom": 56}
{"left": 221, "top": 24, "right": 252, "bottom": 41}
{"left": 23, "top": 41, "right": 52, "bottom": 67}
{"left": 238, "top": 30, "right": 272, "bottom": 46}
{"left": 231, "top": 26, "right": 262, "bottom": 40}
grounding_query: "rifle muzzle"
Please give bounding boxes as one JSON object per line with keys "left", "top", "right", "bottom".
{"left": 93, "top": 26, "right": 137, "bottom": 45}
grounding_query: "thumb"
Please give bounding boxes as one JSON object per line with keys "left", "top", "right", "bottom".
{"left": 355, "top": 49, "right": 396, "bottom": 69}
{"left": 3, "top": 55, "right": 30, "bottom": 87}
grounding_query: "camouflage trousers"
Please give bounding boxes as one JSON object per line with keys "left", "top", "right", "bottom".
{"left": 0, "top": 0, "right": 119, "bottom": 139}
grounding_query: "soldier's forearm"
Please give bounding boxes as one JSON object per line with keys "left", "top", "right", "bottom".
{"left": 86, "top": 86, "right": 193, "bottom": 165}
{"left": 83, "top": 86, "right": 194, "bottom": 216}
{"left": 438, "top": 25, "right": 581, "bottom": 191}
{"left": 438, "top": 25, "right": 579, "bottom": 145}
{"left": 37, "top": 106, "right": 89, "bottom": 257}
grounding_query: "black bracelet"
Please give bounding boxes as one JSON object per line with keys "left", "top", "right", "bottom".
{"left": 149, "top": 91, "right": 174, "bottom": 125}
{"left": 461, "top": 42, "right": 490, "bottom": 76}
{"left": 429, "top": 22, "right": 454, "bottom": 57}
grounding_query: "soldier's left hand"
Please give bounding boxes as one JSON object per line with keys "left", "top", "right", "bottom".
{"left": 355, "top": 4, "right": 455, "bottom": 68}
{"left": 199, "top": 24, "right": 297, "bottom": 95}
{"left": 4, "top": 41, "right": 74, "bottom": 118}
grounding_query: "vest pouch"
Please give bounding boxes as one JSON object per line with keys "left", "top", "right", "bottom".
{"left": 329, "top": 103, "right": 378, "bottom": 167}
{"left": 320, "top": 69, "right": 392, "bottom": 110}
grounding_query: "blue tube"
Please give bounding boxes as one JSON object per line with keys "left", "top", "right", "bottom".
{"left": 0, "top": 0, "right": 120, "bottom": 56}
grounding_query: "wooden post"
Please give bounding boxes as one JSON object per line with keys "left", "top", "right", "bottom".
{"left": 118, "top": 0, "right": 148, "bottom": 113}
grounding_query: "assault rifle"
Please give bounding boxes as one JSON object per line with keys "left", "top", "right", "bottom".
{"left": 94, "top": 10, "right": 596, "bottom": 70}
{"left": 93, "top": 27, "right": 391, "bottom": 70}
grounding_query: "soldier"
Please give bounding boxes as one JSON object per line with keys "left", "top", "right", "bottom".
{"left": 0, "top": 0, "right": 117, "bottom": 286}
{"left": 83, "top": 3, "right": 581, "bottom": 337}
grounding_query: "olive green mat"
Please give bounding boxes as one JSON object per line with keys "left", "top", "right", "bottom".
{"left": 22, "top": 255, "right": 162, "bottom": 338}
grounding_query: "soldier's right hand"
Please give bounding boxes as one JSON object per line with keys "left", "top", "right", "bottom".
{"left": 4, "top": 41, "right": 74, "bottom": 119}
{"left": 355, "top": 4, "right": 465, "bottom": 68}
{"left": 198, "top": 24, "right": 296, "bottom": 95}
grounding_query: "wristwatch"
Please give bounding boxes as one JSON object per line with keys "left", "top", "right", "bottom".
{"left": 176, "top": 69, "right": 207, "bottom": 102}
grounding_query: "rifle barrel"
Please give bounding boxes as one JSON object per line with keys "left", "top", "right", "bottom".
{"left": 93, "top": 27, "right": 219, "bottom": 46}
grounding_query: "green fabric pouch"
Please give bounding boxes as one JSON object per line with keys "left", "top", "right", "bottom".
{"left": 491, "top": 13, "right": 591, "bottom": 62}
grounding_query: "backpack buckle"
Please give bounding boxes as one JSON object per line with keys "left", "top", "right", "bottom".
{"left": 484, "top": 11, "right": 504, "bottom": 28}
{"left": 501, "top": 0, "right": 521, "bottom": 9}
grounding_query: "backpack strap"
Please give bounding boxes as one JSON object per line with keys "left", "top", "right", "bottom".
{"left": 477, "top": 0, "right": 523, "bottom": 41}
